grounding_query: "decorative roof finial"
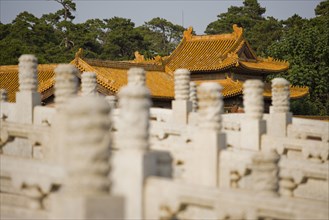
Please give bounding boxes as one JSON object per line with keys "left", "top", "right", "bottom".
{"left": 232, "top": 24, "right": 243, "bottom": 38}
{"left": 134, "top": 51, "right": 145, "bottom": 63}
{"left": 183, "top": 27, "right": 193, "bottom": 40}
{"left": 75, "top": 48, "right": 83, "bottom": 59}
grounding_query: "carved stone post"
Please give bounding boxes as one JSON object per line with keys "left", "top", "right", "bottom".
{"left": 189, "top": 82, "right": 198, "bottom": 112}
{"left": 54, "top": 64, "right": 78, "bottom": 110}
{"left": 116, "top": 85, "right": 151, "bottom": 151}
{"left": 18, "top": 55, "right": 38, "bottom": 92}
{"left": 0, "top": 89, "right": 7, "bottom": 122}
{"left": 198, "top": 82, "right": 223, "bottom": 131}
{"left": 6, "top": 55, "right": 41, "bottom": 157}
{"left": 51, "top": 64, "right": 78, "bottom": 162}
{"left": 128, "top": 67, "right": 146, "bottom": 86}
{"left": 187, "top": 82, "right": 226, "bottom": 187}
{"left": 0, "top": 89, "right": 8, "bottom": 102}
{"left": 268, "top": 78, "right": 292, "bottom": 137}
{"left": 51, "top": 96, "right": 123, "bottom": 219}
{"left": 16, "top": 54, "right": 41, "bottom": 123}
{"left": 271, "top": 78, "right": 290, "bottom": 113}
{"left": 240, "top": 80, "right": 266, "bottom": 151}
{"left": 174, "top": 68, "right": 190, "bottom": 101}
{"left": 172, "top": 69, "right": 192, "bottom": 124}
{"left": 64, "top": 97, "right": 111, "bottom": 194}
{"left": 105, "top": 95, "right": 117, "bottom": 109}
{"left": 81, "top": 72, "right": 97, "bottom": 96}
{"left": 251, "top": 150, "right": 279, "bottom": 197}
{"left": 243, "top": 80, "right": 264, "bottom": 120}
{"left": 111, "top": 84, "right": 157, "bottom": 219}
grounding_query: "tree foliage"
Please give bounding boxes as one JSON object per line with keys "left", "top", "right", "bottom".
{"left": 267, "top": 2, "right": 329, "bottom": 115}
{"left": 141, "top": 17, "right": 185, "bottom": 56}
{"left": 206, "top": 0, "right": 328, "bottom": 115}
{"left": 0, "top": 1, "right": 185, "bottom": 63}
{"left": 205, "top": 0, "right": 277, "bottom": 55}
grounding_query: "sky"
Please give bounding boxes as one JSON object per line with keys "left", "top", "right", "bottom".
{"left": 0, "top": 0, "right": 323, "bottom": 34}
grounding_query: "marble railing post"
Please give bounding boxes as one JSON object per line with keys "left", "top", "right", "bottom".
{"left": 81, "top": 72, "right": 97, "bottom": 96}
{"left": 0, "top": 89, "right": 7, "bottom": 119}
{"left": 116, "top": 85, "right": 151, "bottom": 151}
{"left": 0, "top": 89, "right": 7, "bottom": 150}
{"left": 251, "top": 150, "right": 279, "bottom": 197}
{"left": 188, "top": 82, "right": 226, "bottom": 187}
{"left": 240, "top": 80, "right": 266, "bottom": 151}
{"left": 172, "top": 69, "right": 192, "bottom": 124}
{"left": 105, "top": 95, "right": 117, "bottom": 110}
{"left": 111, "top": 83, "right": 157, "bottom": 219}
{"left": 51, "top": 96, "right": 123, "bottom": 219}
{"left": 50, "top": 64, "right": 78, "bottom": 162}
{"left": 128, "top": 67, "right": 146, "bottom": 86}
{"left": 16, "top": 55, "right": 41, "bottom": 123}
{"left": 63, "top": 97, "right": 111, "bottom": 195}
{"left": 54, "top": 64, "right": 78, "bottom": 110}
{"left": 268, "top": 78, "right": 292, "bottom": 137}
{"left": 189, "top": 82, "right": 198, "bottom": 112}
{"left": 4, "top": 55, "right": 41, "bottom": 157}
{"left": 0, "top": 89, "right": 7, "bottom": 102}
{"left": 198, "top": 82, "right": 223, "bottom": 131}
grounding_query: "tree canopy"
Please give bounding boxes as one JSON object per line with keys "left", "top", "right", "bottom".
{"left": 0, "top": 1, "right": 184, "bottom": 63}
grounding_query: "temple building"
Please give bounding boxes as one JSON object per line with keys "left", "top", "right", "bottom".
{"left": 0, "top": 25, "right": 308, "bottom": 110}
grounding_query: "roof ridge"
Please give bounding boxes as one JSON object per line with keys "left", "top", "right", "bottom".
{"left": 184, "top": 24, "right": 243, "bottom": 42}
{"left": 164, "top": 24, "right": 244, "bottom": 73}
{"left": 73, "top": 58, "right": 118, "bottom": 93}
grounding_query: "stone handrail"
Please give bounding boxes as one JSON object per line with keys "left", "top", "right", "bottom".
{"left": 0, "top": 121, "right": 50, "bottom": 148}
{"left": 144, "top": 177, "right": 328, "bottom": 220}
{"left": 287, "top": 123, "right": 328, "bottom": 142}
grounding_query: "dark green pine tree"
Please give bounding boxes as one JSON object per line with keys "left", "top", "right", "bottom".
{"left": 205, "top": 0, "right": 282, "bottom": 55}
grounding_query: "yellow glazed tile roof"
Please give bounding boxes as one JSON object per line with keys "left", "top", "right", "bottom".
{"left": 263, "top": 83, "right": 309, "bottom": 99}
{"left": 239, "top": 59, "right": 289, "bottom": 73}
{"left": 0, "top": 58, "right": 173, "bottom": 102}
{"left": 0, "top": 64, "right": 56, "bottom": 102}
{"left": 263, "top": 84, "right": 309, "bottom": 99}
{"left": 163, "top": 25, "right": 289, "bottom": 73}
{"left": 0, "top": 58, "right": 307, "bottom": 103}
{"left": 193, "top": 78, "right": 309, "bottom": 99}
{"left": 194, "top": 77, "right": 244, "bottom": 98}
{"left": 74, "top": 57, "right": 174, "bottom": 99}
{"left": 288, "top": 86, "right": 309, "bottom": 99}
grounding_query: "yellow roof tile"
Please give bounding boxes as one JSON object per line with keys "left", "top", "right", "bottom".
{"left": 164, "top": 25, "right": 289, "bottom": 73}
{"left": 263, "top": 83, "right": 309, "bottom": 99}
{"left": 239, "top": 60, "right": 289, "bottom": 72}
{"left": 194, "top": 77, "right": 243, "bottom": 98}
{"left": 0, "top": 64, "right": 56, "bottom": 102}
{"left": 77, "top": 57, "right": 174, "bottom": 98}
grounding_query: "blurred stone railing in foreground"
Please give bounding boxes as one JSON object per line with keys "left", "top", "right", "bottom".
{"left": 0, "top": 54, "right": 328, "bottom": 219}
